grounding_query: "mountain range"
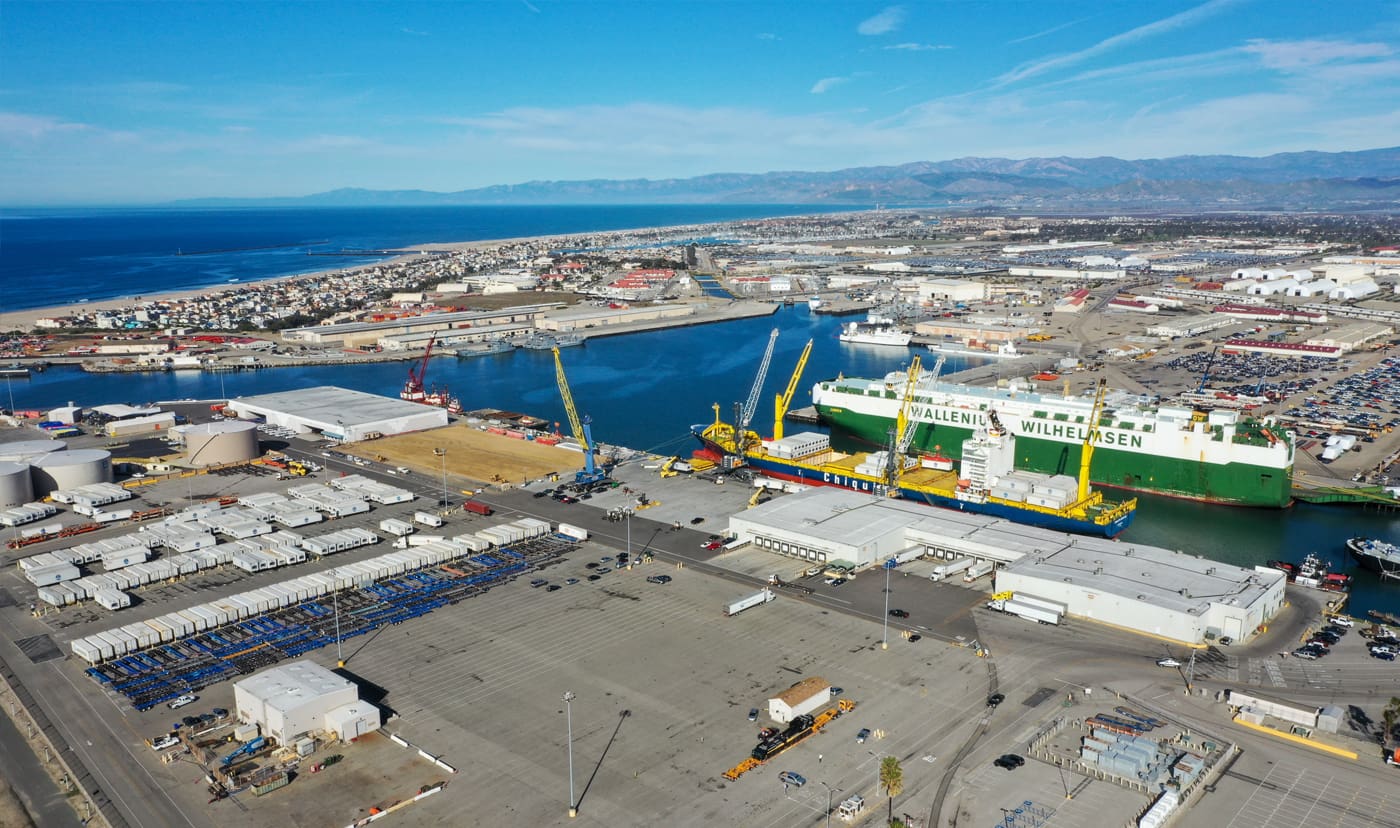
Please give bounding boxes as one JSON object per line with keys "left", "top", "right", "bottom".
{"left": 175, "top": 147, "right": 1400, "bottom": 211}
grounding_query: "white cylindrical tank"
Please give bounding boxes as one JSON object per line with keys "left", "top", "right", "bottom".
{"left": 0, "top": 461, "right": 34, "bottom": 509}
{"left": 0, "top": 440, "right": 66, "bottom": 463}
{"left": 183, "top": 420, "right": 259, "bottom": 466}
{"left": 29, "top": 449, "right": 112, "bottom": 495}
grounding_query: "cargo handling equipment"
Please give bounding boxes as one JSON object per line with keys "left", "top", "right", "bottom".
{"left": 722, "top": 699, "right": 854, "bottom": 781}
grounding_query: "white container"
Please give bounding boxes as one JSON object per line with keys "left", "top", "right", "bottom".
{"left": 413, "top": 511, "right": 444, "bottom": 528}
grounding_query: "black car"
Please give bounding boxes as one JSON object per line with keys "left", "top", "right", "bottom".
{"left": 908, "top": 634, "right": 922, "bottom": 643}
{"left": 585, "top": 562, "right": 599, "bottom": 569}
{"left": 994, "top": 754, "right": 1025, "bottom": 770}
{"left": 546, "top": 584, "right": 562, "bottom": 592}
{"left": 533, "top": 490, "right": 548, "bottom": 498}
{"left": 987, "top": 693, "right": 1005, "bottom": 708}
{"left": 888, "top": 609, "right": 909, "bottom": 619}
{"left": 586, "top": 574, "right": 601, "bottom": 581}
{"left": 690, "top": 517, "right": 705, "bottom": 524}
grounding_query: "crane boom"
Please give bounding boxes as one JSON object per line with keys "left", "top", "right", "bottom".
{"left": 1077, "top": 378, "right": 1109, "bottom": 502}
{"left": 771, "top": 339, "right": 814, "bottom": 441}
{"left": 740, "top": 329, "right": 780, "bottom": 430}
{"left": 553, "top": 347, "right": 609, "bottom": 483}
{"left": 887, "top": 357, "right": 923, "bottom": 488}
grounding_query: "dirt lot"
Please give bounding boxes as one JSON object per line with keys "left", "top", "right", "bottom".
{"left": 345, "top": 424, "right": 583, "bottom": 487}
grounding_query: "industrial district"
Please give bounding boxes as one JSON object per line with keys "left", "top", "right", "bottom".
{"left": 2, "top": 210, "right": 1400, "bottom": 828}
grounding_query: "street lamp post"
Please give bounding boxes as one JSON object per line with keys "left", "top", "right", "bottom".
{"left": 625, "top": 510, "right": 632, "bottom": 560}
{"left": 818, "top": 781, "right": 836, "bottom": 828}
{"left": 881, "top": 559, "right": 893, "bottom": 650}
{"left": 564, "top": 691, "right": 577, "bottom": 818}
{"left": 434, "top": 447, "right": 448, "bottom": 507}
{"left": 333, "top": 588, "right": 344, "bottom": 667}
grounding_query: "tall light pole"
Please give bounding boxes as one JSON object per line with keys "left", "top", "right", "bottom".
{"left": 881, "top": 558, "right": 893, "bottom": 650}
{"left": 563, "top": 691, "right": 577, "bottom": 818}
{"left": 625, "top": 509, "right": 632, "bottom": 560}
{"left": 818, "top": 781, "right": 836, "bottom": 828}
{"left": 333, "top": 587, "right": 344, "bottom": 667}
{"left": 434, "top": 447, "right": 448, "bottom": 507}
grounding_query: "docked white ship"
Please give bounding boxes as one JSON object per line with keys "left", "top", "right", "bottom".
{"left": 839, "top": 320, "right": 912, "bottom": 347}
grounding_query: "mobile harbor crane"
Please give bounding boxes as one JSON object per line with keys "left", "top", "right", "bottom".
{"left": 552, "top": 347, "right": 611, "bottom": 486}
{"left": 769, "top": 338, "right": 814, "bottom": 442}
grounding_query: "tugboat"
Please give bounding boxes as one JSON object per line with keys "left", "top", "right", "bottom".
{"left": 1292, "top": 553, "right": 1351, "bottom": 592}
{"left": 1347, "top": 537, "right": 1400, "bottom": 581}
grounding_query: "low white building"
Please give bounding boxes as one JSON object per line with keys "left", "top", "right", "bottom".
{"left": 768, "top": 677, "right": 832, "bottom": 723}
{"left": 228, "top": 386, "right": 446, "bottom": 442}
{"left": 233, "top": 660, "right": 380, "bottom": 745}
{"left": 916, "top": 278, "right": 987, "bottom": 303}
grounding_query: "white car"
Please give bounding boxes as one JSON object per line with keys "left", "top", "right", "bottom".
{"left": 150, "top": 734, "right": 180, "bottom": 751}
{"left": 1155, "top": 657, "right": 1182, "bottom": 668}
{"left": 167, "top": 694, "right": 197, "bottom": 710}
{"left": 1329, "top": 616, "right": 1355, "bottom": 628}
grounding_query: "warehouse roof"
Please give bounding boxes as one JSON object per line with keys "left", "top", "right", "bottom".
{"left": 999, "top": 539, "right": 1284, "bottom": 615}
{"left": 232, "top": 387, "right": 434, "bottom": 426}
{"left": 773, "top": 677, "right": 831, "bottom": 707}
{"left": 234, "top": 660, "right": 352, "bottom": 712}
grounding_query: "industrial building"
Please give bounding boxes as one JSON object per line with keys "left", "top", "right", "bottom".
{"left": 1144, "top": 314, "right": 1236, "bottom": 339}
{"left": 280, "top": 306, "right": 561, "bottom": 348}
{"left": 993, "top": 542, "right": 1286, "bottom": 645}
{"left": 730, "top": 488, "right": 1284, "bottom": 644}
{"left": 914, "top": 278, "right": 988, "bottom": 303}
{"left": 912, "top": 319, "right": 1021, "bottom": 344}
{"left": 183, "top": 420, "right": 261, "bottom": 466}
{"left": 1305, "top": 322, "right": 1393, "bottom": 352}
{"left": 377, "top": 323, "right": 532, "bottom": 351}
{"left": 233, "top": 660, "right": 381, "bottom": 745}
{"left": 227, "top": 387, "right": 447, "bottom": 442}
{"left": 534, "top": 304, "right": 695, "bottom": 332}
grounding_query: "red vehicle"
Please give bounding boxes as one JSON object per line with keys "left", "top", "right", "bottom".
{"left": 463, "top": 500, "right": 494, "bottom": 516}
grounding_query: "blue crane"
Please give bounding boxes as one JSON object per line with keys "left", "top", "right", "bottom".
{"left": 221, "top": 735, "right": 266, "bottom": 766}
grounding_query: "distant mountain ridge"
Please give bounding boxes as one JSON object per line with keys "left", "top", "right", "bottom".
{"left": 173, "top": 147, "right": 1400, "bottom": 210}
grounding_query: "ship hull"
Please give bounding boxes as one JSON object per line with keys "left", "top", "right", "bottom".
{"left": 738, "top": 453, "right": 1133, "bottom": 538}
{"left": 1347, "top": 537, "right": 1400, "bottom": 580}
{"left": 814, "top": 390, "right": 1293, "bottom": 508}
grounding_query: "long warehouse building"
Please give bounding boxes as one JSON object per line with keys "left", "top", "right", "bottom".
{"left": 729, "top": 488, "right": 1285, "bottom": 645}
{"left": 227, "top": 386, "right": 447, "bottom": 442}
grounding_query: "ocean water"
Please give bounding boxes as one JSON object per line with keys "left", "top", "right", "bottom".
{"left": 8, "top": 306, "right": 1399, "bottom": 616}
{"left": 0, "top": 204, "right": 849, "bottom": 311}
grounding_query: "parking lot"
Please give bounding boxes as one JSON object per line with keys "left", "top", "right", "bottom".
{"left": 1215, "top": 760, "right": 1399, "bottom": 828}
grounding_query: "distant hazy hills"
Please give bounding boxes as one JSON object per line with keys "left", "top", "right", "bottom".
{"left": 176, "top": 146, "right": 1400, "bottom": 210}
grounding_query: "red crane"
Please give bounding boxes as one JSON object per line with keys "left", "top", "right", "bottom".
{"left": 400, "top": 334, "right": 436, "bottom": 402}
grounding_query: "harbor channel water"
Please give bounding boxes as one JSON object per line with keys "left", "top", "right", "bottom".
{"left": 9, "top": 305, "right": 1400, "bottom": 618}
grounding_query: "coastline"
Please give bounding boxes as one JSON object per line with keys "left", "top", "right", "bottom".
{"left": 0, "top": 218, "right": 755, "bottom": 334}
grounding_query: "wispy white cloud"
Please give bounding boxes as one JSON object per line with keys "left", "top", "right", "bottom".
{"left": 520, "top": 0, "right": 540, "bottom": 12}
{"left": 1243, "top": 38, "right": 1391, "bottom": 71}
{"left": 1007, "top": 17, "right": 1093, "bottom": 45}
{"left": 756, "top": 32, "right": 779, "bottom": 41}
{"left": 994, "top": 0, "right": 1240, "bottom": 87}
{"left": 858, "top": 6, "right": 905, "bottom": 36}
{"left": 884, "top": 42, "right": 951, "bottom": 52}
{"left": 810, "top": 76, "right": 849, "bottom": 94}
{"left": 0, "top": 111, "right": 89, "bottom": 141}
{"left": 399, "top": 27, "right": 430, "bottom": 37}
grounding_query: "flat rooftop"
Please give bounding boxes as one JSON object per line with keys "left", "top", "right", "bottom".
{"left": 235, "top": 659, "right": 353, "bottom": 711}
{"left": 281, "top": 305, "right": 559, "bottom": 338}
{"left": 1000, "top": 537, "right": 1284, "bottom": 615}
{"left": 231, "top": 386, "right": 437, "bottom": 426}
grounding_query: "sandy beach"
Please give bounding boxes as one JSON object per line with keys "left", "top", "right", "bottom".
{"left": 0, "top": 223, "right": 709, "bottom": 334}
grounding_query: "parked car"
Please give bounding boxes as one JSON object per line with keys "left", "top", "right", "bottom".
{"left": 987, "top": 693, "right": 1005, "bottom": 707}
{"left": 908, "top": 634, "right": 922, "bottom": 643}
{"left": 150, "top": 734, "right": 180, "bottom": 751}
{"left": 529, "top": 579, "right": 548, "bottom": 588}
{"left": 888, "top": 609, "right": 909, "bottom": 619}
{"left": 646, "top": 575, "right": 672, "bottom": 584}
{"left": 778, "top": 771, "right": 807, "bottom": 787}
{"left": 702, "top": 540, "right": 723, "bottom": 550}
{"left": 1156, "top": 657, "right": 1182, "bottom": 668}
{"left": 856, "top": 728, "right": 871, "bottom": 743}
{"left": 565, "top": 578, "right": 580, "bottom": 585}
{"left": 1329, "top": 616, "right": 1355, "bottom": 628}
{"left": 748, "top": 708, "right": 759, "bottom": 721}
{"left": 168, "top": 694, "right": 197, "bottom": 710}
{"left": 546, "top": 585, "right": 562, "bottom": 592}
{"left": 994, "top": 754, "right": 1026, "bottom": 770}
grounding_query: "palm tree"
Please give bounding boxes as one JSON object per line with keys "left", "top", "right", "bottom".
{"left": 880, "top": 755, "right": 904, "bottom": 825}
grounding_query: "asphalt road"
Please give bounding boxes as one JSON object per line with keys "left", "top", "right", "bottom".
{"left": 0, "top": 700, "right": 83, "bottom": 828}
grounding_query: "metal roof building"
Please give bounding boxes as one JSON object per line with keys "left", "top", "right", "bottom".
{"left": 228, "top": 387, "right": 447, "bottom": 442}
{"left": 233, "top": 660, "right": 379, "bottom": 745}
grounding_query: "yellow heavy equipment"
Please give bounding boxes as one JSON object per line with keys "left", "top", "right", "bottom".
{"left": 721, "top": 699, "right": 856, "bottom": 781}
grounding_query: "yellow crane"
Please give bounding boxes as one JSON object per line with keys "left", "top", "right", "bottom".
{"left": 553, "top": 347, "right": 608, "bottom": 485}
{"left": 1077, "top": 378, "right": 1109, "bottom": 503}
{"left": 771, "top": 339, "right": 814, "bottom": 441}
{"left": 885, "top": 356, "right": 923, "bottom": 490}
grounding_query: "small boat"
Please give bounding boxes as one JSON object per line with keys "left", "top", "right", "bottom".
{"left": 456, "top": 340, "right": 515, "bottom": 358}
{"left": 807, "top": 296, "right": 822, "bottom": 311}
{"left": 1347, "top": 537, "right": 1400, "bottom": 581}
{"left": 839, "top": 321, "right": 912, "bottom": 347}
{"left": 1293, "top": 552, "right": 1350, "bottom": 592}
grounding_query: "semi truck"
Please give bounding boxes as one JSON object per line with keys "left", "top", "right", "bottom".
{"left": 889, "top": 547, "right": 925, "bottom": 566}
{"left": 1008, "top": 593, "right": 1068, "bottom": 616}
{"left": 724, "top": 588, "right": 776, "bottom": 617}
{"left": 930, "top": 557, "right": 975, "bottom": 581}
{"left": 963, "top": 561, "right": 995, "bottom": 582}
{"left": 987, "top": 596, "right": 1062, "bottom": 625}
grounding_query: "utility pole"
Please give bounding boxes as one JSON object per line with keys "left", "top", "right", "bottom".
{"left": 882, "top": 558, "right": 894, "bottom": 650}
{"left": 434, "top": 447, "right": 448, "bottom": 507}
{"left": 333, "top": 588, "right": 344, "bottom": 667}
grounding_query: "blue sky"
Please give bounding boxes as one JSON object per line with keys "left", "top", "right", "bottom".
{"left": 3, "top": 1, "right": 1398, "bottom": 204}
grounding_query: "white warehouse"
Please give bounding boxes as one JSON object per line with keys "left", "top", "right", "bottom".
{"left": 228, "top": 386, "right": 446, "bottom": 442}
{"left": 233, "top": 660, "right": 381, "bottom": 745}
{"left": 993, "top": 543, "right": 1286, "bottom": 646}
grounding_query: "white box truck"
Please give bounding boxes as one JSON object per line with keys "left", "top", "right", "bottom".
{"left": 1009, "top": 594, "right": 1068, "bottom": 616}
{"left": 929, "top": 557, "right": 974, "bottom": 581}
{"left": 987, "top": 596, "right": 1061, "bottom": 625}
{"left": 724, "top": 588, "right": 776, "bottom": 617}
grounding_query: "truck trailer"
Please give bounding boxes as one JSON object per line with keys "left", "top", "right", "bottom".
{"left": 929, "top": 557, "right": 975, "bottom": 581}
{"left": 988, "top": 596, "right": 1062, "bottom": 625}
{"left": 724, "top": 588, "right": 776, "bottom": 617}
{"left": 962, "top": 561, "right": 995, "bottom": 582}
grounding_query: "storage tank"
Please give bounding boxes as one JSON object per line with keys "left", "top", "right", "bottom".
{"left": 29, "top": 449, "right": 112, "bottom": 495}
{"left": 0, "top": 440, "right": 66, "bottom": 463}
{"left": 0, "top": 461, "right": 34, "bottom": 508}
{"left": 183, "top": 420, "right": 259, "bottom": 466}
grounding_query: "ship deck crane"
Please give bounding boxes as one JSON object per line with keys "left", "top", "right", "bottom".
{"left": 553, "top": 347, "right": 609, "bottom": 485}
{"left": 703, "top": 329, "right": 780, "bottom": 462}
{"left": 400, "top": 334, "right": 437, "bottom": 402}
{"left": 1077, "top": 378, "right": 1109, "bottom": 503}
{"left": 886, "top": 357, "right": 923, "bottom": 490}
{"left": 771, "top": 338, "right": 814, "bottom": 441}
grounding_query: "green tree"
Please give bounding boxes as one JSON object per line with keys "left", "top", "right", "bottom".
{"left": 879, "top": 755, "right": 904, "bottom": 824}
{"left": 1384, "top": 696, "right": 1400, "bottom": 750}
